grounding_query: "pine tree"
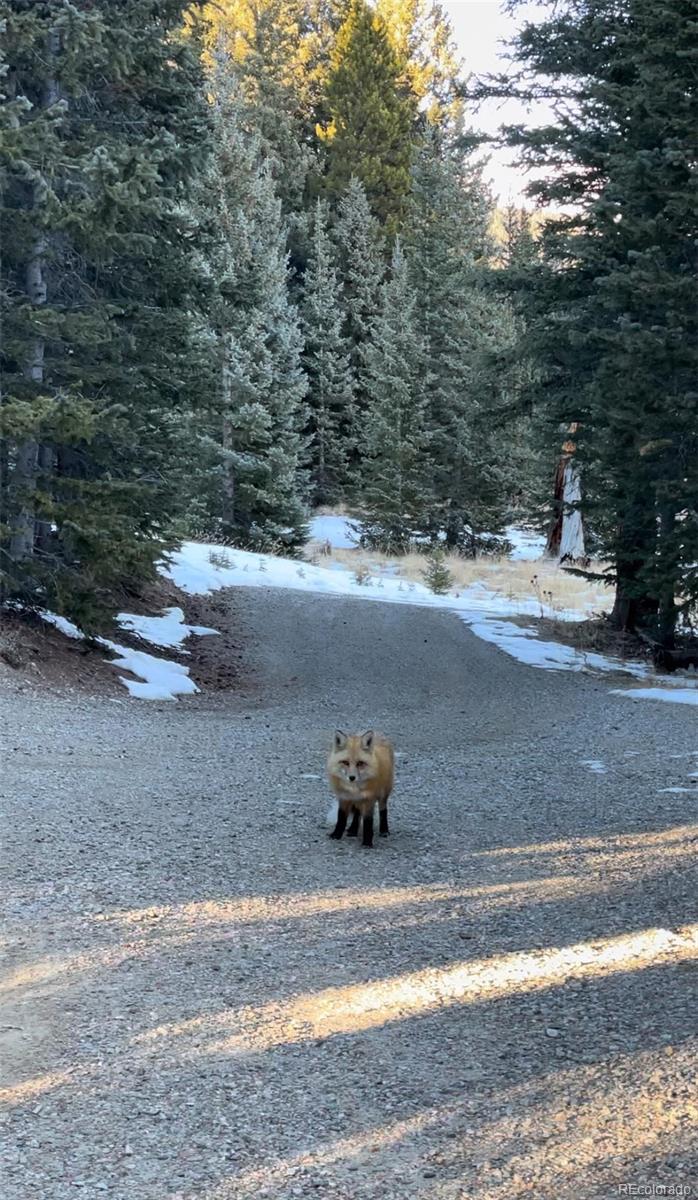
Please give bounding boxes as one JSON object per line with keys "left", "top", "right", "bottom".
{"left": 1, "top": 1, "right": 213, "bottom": 627}
{"left": 301, "top": 199, "right": 354, "bottom": 504}
{"left": 481, "top": 0, "right": 698, "bottom": 646}
{"left": 360, "top": 241, "right": 433, "bottom": 549}
{"left": 421, "top": 548, "right": 453, "bottom": 594}
{"left": 193, "top": 63, "right": 309, "bottom": 551}
{"left": 296, "top": 0, "right": 350, "bottom": 134}
{"left": 199, "top": 0, "right": 313, "bottom": 216}
{"left": 406, "top": 134, "right": 512, "bottom": 551}
{"left": 488, "top": 204, "right": 551, "bottom": 525}
{"left": 376, "top": 0, "right": 463, "bottom": 129}
{"left": 319, "top": 0, "right": 415, "bottom": 231}
{"left": 332, "top": 177, "right": 386, "bottom": 447}
{"left": 493, "top": 204, "right": 539, "bottom": 270}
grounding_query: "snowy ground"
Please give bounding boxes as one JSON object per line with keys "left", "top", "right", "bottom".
{"left": 307, "top": 515, "right": 547, "bottom": 561}
{"left": 307, "top": 513, "right": 360, "bottom": 549}
{"left": 503, "top": 525, "right": 547, "bottom": 561}
{"left": 41, "top": 605, "right": 218, "bottom": 702}
{"left": 37, "top": 525, "right": 698, "bottom": 707}
{"left": 162, "top": 540, "right": 697, "bottom": 708}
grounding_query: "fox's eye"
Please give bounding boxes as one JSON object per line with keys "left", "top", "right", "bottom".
{"left": 356, "top": 760, "right": 367, "bottom": 769}
{"left": 340, "top": 759, "right": 350, "bottom": 767}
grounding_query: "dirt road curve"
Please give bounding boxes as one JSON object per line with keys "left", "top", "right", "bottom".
{"left": 1, "top": 586, "right": 697, "bottom": 1199}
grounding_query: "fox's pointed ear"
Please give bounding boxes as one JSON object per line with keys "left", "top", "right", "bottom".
{"left": 360, "top": 729, "right": 374, "bottom": 751}
{"left": 334, "top": 729, "right": 348, "bottom": 750}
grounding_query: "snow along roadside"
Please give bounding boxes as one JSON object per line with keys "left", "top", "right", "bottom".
{"left": 38, "top": 541, "right": 697, "bottom": 706}
{"left": 41, "top": 606, "right": 218, "bottom": 701}
{"left": 162, "top": 541, "right": 698, "bottom": 707}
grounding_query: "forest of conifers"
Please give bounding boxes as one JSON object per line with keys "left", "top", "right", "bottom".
{"left": 1, "top": 0, "right": 696, "bottom": 648}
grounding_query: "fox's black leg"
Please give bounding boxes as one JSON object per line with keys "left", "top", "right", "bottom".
{"left": 379, "top": 802, "right": 389, "bottom": 837}
{"left": 330, "top": 806, "right": 348, "bottom": 840}
{"left": 362, "top": 810, "right": 374, "bottom": 848}
{"left": 347, "top": 807, "right": 361, "bottom": 837}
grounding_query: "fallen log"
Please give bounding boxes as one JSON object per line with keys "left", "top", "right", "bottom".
{"left": 633, "top": 628, "right": 698, "bottom": 672}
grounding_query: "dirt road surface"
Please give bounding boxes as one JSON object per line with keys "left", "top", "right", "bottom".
{"left": 2, "top": 586, "right": 697, "bottom": 1199}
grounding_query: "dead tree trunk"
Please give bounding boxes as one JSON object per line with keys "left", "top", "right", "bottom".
{"left": 546, "top": 424, "right": 585, "bottom": 562}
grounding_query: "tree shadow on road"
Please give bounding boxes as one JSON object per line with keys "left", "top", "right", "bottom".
{"left": 2, "top": 817, "right": 696, "bottom": 1199}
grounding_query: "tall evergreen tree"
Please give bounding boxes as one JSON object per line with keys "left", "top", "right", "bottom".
{"left": 360, "top": 241, "right": 433, "bottom": 549}
{"left": 492, "top": 203, "right": 539, "bottom": 270}
{"left": 296, "top": 0, "right": 351, "bottom": 134}
{"left": 376, "top": 0, "right": 463, "bottom": 129}
{"left": 319, "top": 0, "right": 415, "bottom": 230}
{"left": 199, "top": 0, "right": 313, "bottom": 215}
{"left": 301, "top": 199, "right": 353, "bottom": 503}
{"left": 332, "top": 177, "right": 386, "bottom": 445}
{"left": 481, "top": 0, "right": 698, "bottom": 645}
{"left": 406, "top": 134, "right": 512, "bottom": 550}
{"left": 193, "top": 64, "right": 309, "bottom": 550}
{"left": 1, "top": 0, "right": 212, "bottom": 626}
{"left": 487, "top": 204, "right": 551, "bottom": 524}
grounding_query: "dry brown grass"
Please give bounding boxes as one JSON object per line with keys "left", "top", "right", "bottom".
{"left": 532, "top": 615, "right": 652, "bottom": 662}
{"left": 305, "top": 527, "right": 612, "bottom": 619}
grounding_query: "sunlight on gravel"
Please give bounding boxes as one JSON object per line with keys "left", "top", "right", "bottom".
{"left": 200, "top": 1048, "right": 697, "bottom": 1200}
{"left": 90, "top": 876, "right": 610, "bottom": 934}
{"left": 0, "top": 1069, "right": 74, "bottom": 1107}
{"left": 133, "top": 925, "right": 697, "bottom": 1055}
{"left": 471, "top": 825, "right": 697, "bottom": 859}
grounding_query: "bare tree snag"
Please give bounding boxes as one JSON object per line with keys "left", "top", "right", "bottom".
{"left": 546, "top": 423, "right": 585, "bottom": 562}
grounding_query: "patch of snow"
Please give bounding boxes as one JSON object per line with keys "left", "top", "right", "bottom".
{"left": 459, "top": 616, "right": 650, "bottom": 679}
{"left": 308, "top": 514, "right": 360, "bottom": 549}
{"left": 117, "top": 606, "right": 218, "bottom": 650}
{"left": 611, "top": 687, "right": 698, "bottom": 708}
{"left": 40, "top": 606, "right": 212, "bottom": 702}
{"left": 40, "top": 611, "right": 84, "bottom": 640}
{"left": 658, "top": 787, "right": 698, "bottom": 794}
{"left": 581, "top": 760, "right": 608, "bottom": 774}
{"left": 100, "top": 639, "right": 198, "bottom": 701}
{"left": 163, "top": 541, "right": 589, "bottom": 623}
{"left": 259, "top": 513, "right": 542, "bottom": 561}
{"left": 505, "top": 526, "right": 547, "bottom": 562}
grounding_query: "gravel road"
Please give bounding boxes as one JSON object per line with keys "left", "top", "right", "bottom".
{"left": 1, "top": 586, "right": 697, "bottom": 1199}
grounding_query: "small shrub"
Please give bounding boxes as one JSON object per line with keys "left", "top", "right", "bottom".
{"left": 422, "top": 551, "right": 454, "bottom": 595}
{"left": 353, "top": 563, "right": 372, "bottom": 586}
{"left": 208, "top": 549, "right": 234, "bottom": 570}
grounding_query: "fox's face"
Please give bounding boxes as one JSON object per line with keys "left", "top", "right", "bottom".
{"left": 328, "top": 730, "right": 377, "bottom": 790}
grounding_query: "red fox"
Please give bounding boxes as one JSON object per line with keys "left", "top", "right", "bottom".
{"left": 327, "top": 729, "right": 394, "bottom": 848}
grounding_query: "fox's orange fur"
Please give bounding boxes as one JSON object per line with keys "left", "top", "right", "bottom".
{"left": 327, "top": 729, "right": 394, "bottom": 847}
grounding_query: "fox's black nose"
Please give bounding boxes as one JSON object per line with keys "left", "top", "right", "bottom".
{"left": 348, "top": 774, "right": 356, "bottom": 782}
